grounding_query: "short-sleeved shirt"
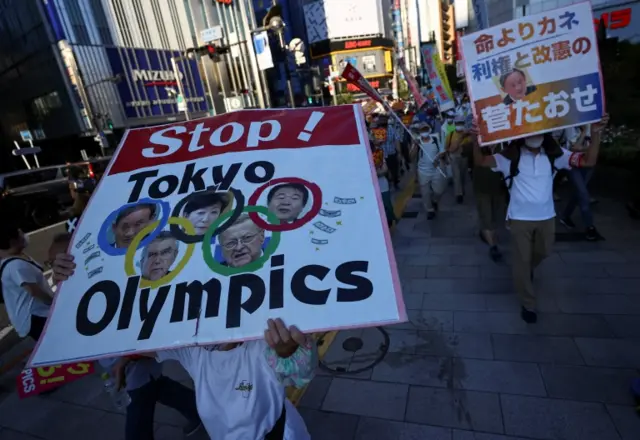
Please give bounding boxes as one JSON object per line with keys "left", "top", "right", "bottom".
{"left": 156, "top": 342, "right": 309, "bottom": 440}
{"left": 381, "top": 120, "right": 402, "bottom": 157}
{"left": 0, "top": 257, "right": 51, "bottom": 337}
{"left": 491, "top": 148, "right": 574, "bottom": 221}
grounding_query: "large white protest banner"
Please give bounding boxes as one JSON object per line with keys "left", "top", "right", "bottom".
{"left": 461, "top": 1, "right": 604, "bottom": 145}
{"left": 29, "top": 106, "right": 406, "bottom": 367}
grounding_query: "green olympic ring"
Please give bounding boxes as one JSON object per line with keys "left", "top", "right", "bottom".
{"left": 202, "top": 205, "right": 281, "bottom": 276}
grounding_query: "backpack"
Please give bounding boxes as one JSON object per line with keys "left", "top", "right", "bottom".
{"left": 500, "top": 134, "right": 564, "bottom": 190}
{"left": 0, "top": 257, "right": 43, "bottom": 304}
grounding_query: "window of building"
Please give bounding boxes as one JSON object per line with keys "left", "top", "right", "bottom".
{"left": 30, "top": 91, "right": 63, "bottom": 118}
{"left": 63, "top": 0, "right": 91, "bottom": 45}
{"left": 88, "top": 0, "right": 114, "bottom": 45}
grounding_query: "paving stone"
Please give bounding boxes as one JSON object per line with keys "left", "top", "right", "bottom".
{"left": 501, "top": 395, "right": 620, "bottom": 440}
{"left": 47, "top": 373, "right": 104, "bottom": 406}
{"left": 0, "top": 429, "right": 46, "bottom": 440}
{"left": 575, "top": 337, "right": 640, "bottom": 368}
{"left": 0, "top": 394, "right": 64, "bottom": 435}
{"left": 399, "top": 265, "right": 428, "bottom": 279}
{"left": 604, "top": 264, "right": 640, "bottom": 278}
{"left": 322, "top": 378, "right": 408, "bottom": 421}
{"left": 556, "top": 294, "right": 640, "bottom": 315}
{"left": 537, "top": 263, "right": 609, "bottom": 279}
{"left": 453, "top": 430, "right": 529, "bottom": 440}
{"left": 371, "top": 355, "right": 450, "bottom": 388}
{"left": 559, "top": 250, "right": 627, "bottom": 264}
{"left": 422, "top": 293, "right": 487, "bottom": 312}
{"left": 410, "top": 278, "right": 513, "bottom": 295}
{"left": 416, "top": 332, "right": 493, "bottom": 360}
{"left": 403, "top": 293, "right": 425, "bottom": 310}
{"left": 88, "top": 413, "right": 126, "bottom": 440}
{"left": 606, "top": 404, "right": 640, "bottom": 440}
{"left": 540, "top": 364, "right": 637, "bottom": 405}
{"left": 298, "top": 409, "right": 361, "bottom": 440}
{"left": 491, "top": 334, "right": 584, "bottom": 364}
{"left": 427, "top": 266, "right": 480, "bottom": 279}
{"left": 355, "top": 418, "right": 452, "bottom": 440}
{"left": 386, "top": 329, "right": 419, "bottom": 355}
{"left": 479, "top": 265, "right": 512, "bottom": 279}
{"left": 393, "top": 310, "right": 454, "bottom": 332}
{"left": 603, "top": 315, "right": 640, "bottom": 338}
{"left": 405, "top": 254, "right": 451, "bottom": 266}
{"left": 454, "top": 312, "right": 614, "bottom": 337}
{"left": 483, "top": 294, "right": 559, "bottom": 313}
{"left": 451, "top": 358, "right": 546, "bottom": 396}
{"left": 453, "top": 253, "right": 494, "bottom": 266}
{"left": 540, "top": 277, "right": 639, "bottom": 295}
{"left": 429, "top": 245, "right": 477, "bottom": 255}
{"left": 298, "top": 376, "right": 332, "bottom": 410}
{"left": 405, "top": 387, "right": 503, "bottom": 433}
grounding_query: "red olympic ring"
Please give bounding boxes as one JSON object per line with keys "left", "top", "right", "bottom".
{"left": 247, "top": 177, "right": 322, "bottom": 232}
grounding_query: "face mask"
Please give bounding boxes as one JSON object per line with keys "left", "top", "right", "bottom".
{"left": 525, "top": 135, "right": 544, "bottom": 149}
{"left": 447, "top": 119, "right": 453, "bottom": 124}
{"left": 455, "top": 125, "right": 464, "bottom": 132}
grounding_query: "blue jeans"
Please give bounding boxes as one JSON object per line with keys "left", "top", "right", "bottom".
{"left": 126, "top": 376, "right": 199, "bottom": 440}
{"left": 563, "top": 167, "right": 594, "bottom": 228}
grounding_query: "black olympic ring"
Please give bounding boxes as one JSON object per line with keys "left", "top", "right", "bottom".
{"left": 170, "top": 188, "right": 245, "bottom": 244}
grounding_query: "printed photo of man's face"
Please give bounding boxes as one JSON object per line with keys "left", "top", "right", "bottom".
{"left": 219, "top": 214, "right": 265, "bottom": 268}
{"left": 112, "top": 204, "right": 156, "bottom": 249}
{"left": 267, "top": 183, "right": 309, "bottom": 223}
{"left": 140, "top": 232, "right": 178, "bottom": 281}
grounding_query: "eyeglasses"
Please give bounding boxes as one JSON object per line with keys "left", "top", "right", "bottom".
{"left": 221, "top": 233, "right": 259, "bottom": 250}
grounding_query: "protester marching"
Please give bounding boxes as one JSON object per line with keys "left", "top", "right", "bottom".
{"left": 1, "top": 1, "right": 638, "bottom": 439}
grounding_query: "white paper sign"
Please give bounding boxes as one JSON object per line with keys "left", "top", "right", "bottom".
{"left": 29, "top": 106, "right": 406, "bottom": 367}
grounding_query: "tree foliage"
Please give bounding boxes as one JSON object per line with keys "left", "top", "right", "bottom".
{"left": 600, "top": 41, "right": 640, "bottom": 129}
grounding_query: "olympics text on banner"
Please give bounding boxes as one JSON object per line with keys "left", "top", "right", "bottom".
{"left": 28, "top": 106, "right": 407, "bottom": 367}
{"left": 460, "top": 1, "right": 604, "bottom": 145}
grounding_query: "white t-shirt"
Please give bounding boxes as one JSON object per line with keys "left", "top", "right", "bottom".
{"left": 156, "top": 341, "right": 310, "bottom": 440}
{"left": 417, "top": 135, "right": 442, "bottom": 180}
{"left": 0, "top": 257, "right": 51, "bottom": 337}
{"left": 492, "top": 148, "right": 574, "bottom": 221}
{"left": 378, "top": 175, "right": 389, "bottom": 193}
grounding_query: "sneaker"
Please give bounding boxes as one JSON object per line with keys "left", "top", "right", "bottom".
{"left": 456, "top": 195, "right": 464, "bottom": 204}
{"left": 521, "top": 307, "right": 538, "bottom": 324}
{"left": 427, "top": 211, "right": 436, "bottom": 220}
{"left": 489, "top": 246, "right": 502, "bottom": 262}
{"left": 432, "top": 201, "right": 439, "bottom": 212}
{"left": 585, "top": 226, "right": 601, "bottom": 241}
{"left": 184, "top": 420, "right": 203, "bottom": 437}
{"left": 559, "top": 217, "right": 576, "bottom": 229}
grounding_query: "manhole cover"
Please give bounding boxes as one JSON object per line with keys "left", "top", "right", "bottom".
{"left": 342, "top": 337, "right": 363, "bottom": 352}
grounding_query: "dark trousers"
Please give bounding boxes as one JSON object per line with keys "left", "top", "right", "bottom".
{"left": 28, "top": 315, "right": 47, "bottom": 341}
{"left": 386, "top": 153, "right": 400, "bottom": 186}
{"left": 563, "top": 167, "right": 594, "bottom": 227}
{"left": 126, "top": 376, "right": 199, "bottom": 440}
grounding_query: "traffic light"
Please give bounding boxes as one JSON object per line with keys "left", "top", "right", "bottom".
{"left": 185, "top": 44, "right": 230, "bottom": 61}
{"left": 440, "top": 1, "right": 455, "bottom": 64}
{"left": 106, "top": 118, "right": 114, "bottom": 131}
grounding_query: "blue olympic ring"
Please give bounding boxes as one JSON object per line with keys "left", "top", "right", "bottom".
{"left": 97, "top": 198, "right": 170, "bottom": 256}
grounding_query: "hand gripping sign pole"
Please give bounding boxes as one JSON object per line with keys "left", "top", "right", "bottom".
{"left": 340, "top": 62, "right": 446, "bottom": 178}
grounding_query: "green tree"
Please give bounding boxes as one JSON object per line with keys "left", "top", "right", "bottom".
{"left": 600, "top": 41, "right": 640, "bottom": 129}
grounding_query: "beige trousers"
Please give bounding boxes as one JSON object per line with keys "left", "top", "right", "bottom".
{"left": 509, "top": 218, "right": 555, "bottom": 310}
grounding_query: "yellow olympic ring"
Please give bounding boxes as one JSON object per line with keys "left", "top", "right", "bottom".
{"left": 124, "top": 217, "right": 195, "bottom": 289}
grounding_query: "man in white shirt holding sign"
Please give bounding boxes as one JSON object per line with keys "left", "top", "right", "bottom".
{"left": 472, "top": 115, "right": 608, "bottom": 324}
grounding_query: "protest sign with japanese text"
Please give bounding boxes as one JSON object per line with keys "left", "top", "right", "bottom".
{"left": 421, "top": 44, "right": 455, "bottom": 112}
{"left": 17, "top": 362, "right": 94, "bottom": 398}
{"left": 461, "top": 1, "right": 604, "bottom": 145}
{"left": 28, "top": 106, "right": 406, "bottom": 367}
{"left": 398, "top": 58, "right": 425, "bottom": 108}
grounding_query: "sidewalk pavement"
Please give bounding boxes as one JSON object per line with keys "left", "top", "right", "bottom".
{"left": 0, "top": 176, "right": 639, "bottom": 440}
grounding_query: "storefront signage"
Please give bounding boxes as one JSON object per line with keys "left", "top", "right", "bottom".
{"left": 106, "top": 47, "right": 207, "bottom": 120}
{"left": 593, "top": 7, "right": 632, "bottom": 30}
{"left": 334, "top": 49, "right": 391, "bottom": 77}
{"left": 310, "top": 37, "right": 393, "bottom": 59}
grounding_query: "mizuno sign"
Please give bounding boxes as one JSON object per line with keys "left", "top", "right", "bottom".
{"left": 131, "top": 69, "right": 184, "bottom": 83}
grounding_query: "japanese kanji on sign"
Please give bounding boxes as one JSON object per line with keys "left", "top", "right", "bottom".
{"left": 421, "top": 43, "right": 455, "bottom": 112}
{"left": 461, "top": 1, "right": 604, "bottom": 145}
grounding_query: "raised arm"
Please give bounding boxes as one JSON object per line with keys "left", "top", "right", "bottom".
{"left": 470, "top": 118, "right": 497, "bottom": 168}
{"left": 579, "top": 115, "right": 608, "bottom": 167}
{"left": 263, "top": 319, "right": 317, "bottom": 388}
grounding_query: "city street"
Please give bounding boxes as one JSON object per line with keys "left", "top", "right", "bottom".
{"left": 0, "top": 179, "right": 639, "bottom": 439}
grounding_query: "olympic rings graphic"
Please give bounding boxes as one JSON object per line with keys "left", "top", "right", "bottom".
{"left": 202, "top": 205, "right": 281, "bottom": 276}
{"left": 98, "top": 198, "right": 170, "bottom": 256}
{"left": 247, "top": 177, "right": 322, "bottom": 232}
{"left": 169, "top": 188, "right": 245, "bottom": 244}
{"left": 124, "top": 217, "right": 195, "bottom": 289}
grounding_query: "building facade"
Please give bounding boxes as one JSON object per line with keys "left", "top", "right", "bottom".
{"left": 301, "top": 0, "right": 396, "bottom": 93}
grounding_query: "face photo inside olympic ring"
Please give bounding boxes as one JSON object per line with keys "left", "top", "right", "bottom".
{"left": 266, "top": 182, "right": 311, "bottom": 224}
{"left": 110, "top": 202, "right": 161, "bottom": 249}
{"left": 181, "top": 190, "right": 232, "bottom": 236}
{"left": 214, "top": 213, "right": 269, "bottom": 268}
{"left": 498, "top": 68, "right": 537, "bottom": 106}
{"left": 137, "top": 230, "right": 180, "bottom": 281}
